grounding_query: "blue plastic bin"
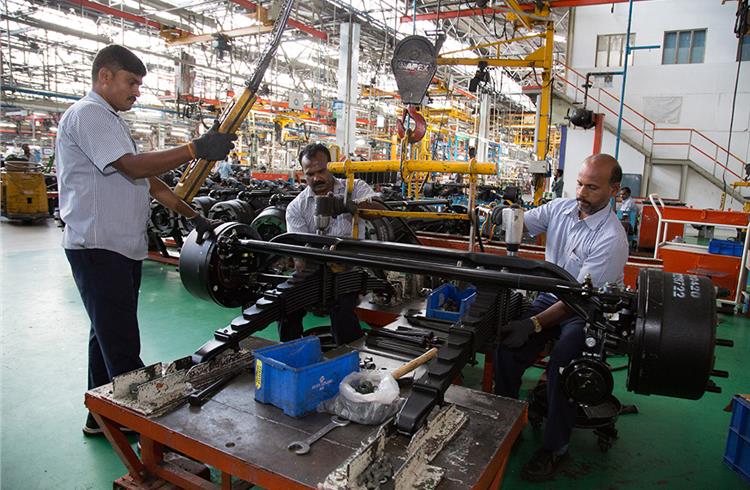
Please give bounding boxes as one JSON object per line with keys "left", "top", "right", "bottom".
{"left": 725, "top": 395, "right": 750, "bottom": 484}
{"left": 425, "top": 283, "right": 477, "bottom": 322}
{"left": 708, "top": 239, "right": 744, "bottom": 257}
{"left": 253, "top": 337, "right": 359, "bottom": 417}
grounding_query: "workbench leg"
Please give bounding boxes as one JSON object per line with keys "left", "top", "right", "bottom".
{"left": 91, "top": 413, "right": 146, "bottom": 483}
{"left": 221, "top": 471, "right": 232, "bottom": 490}
{"left": 482, "top": 356, "right": 494, "bottom": 393}
{"left": 489, "top": 456, "right": 509, "bottom": 489}
{"left": 141, "top": 437, "right": 216, "bottom": 490}
{"left": 140, "top": 437, "right": 165, "bottom": 468}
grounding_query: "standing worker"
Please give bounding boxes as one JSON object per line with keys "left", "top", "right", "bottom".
{"left": 281, "top": 143, "right": 382, "bottom": 345}
{"left": 495, "top": 154, "right": 629, "bottom": 481}
{"left": 551, "top": 168, "right": 564, "bottom": 198}
{"left": 56, "top": 45, "right": 236, "bottom": 436}
{"left": 216, "top": 157, "right": 233, "bottom": 181}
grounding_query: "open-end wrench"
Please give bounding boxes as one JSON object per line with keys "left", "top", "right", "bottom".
{"left": 287, "top": 416, "right": 350, "bottom": 455}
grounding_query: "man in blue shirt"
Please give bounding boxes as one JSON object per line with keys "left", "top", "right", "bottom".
{"left": 56, "top": 45, "right": 236, "bottom": 436}
{"left": 495, "top": 153, "right": 629, "bottom": 481}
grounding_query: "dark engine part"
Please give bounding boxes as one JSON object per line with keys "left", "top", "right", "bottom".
{"left": 561, "top": 358, "right": 614, "bottom": 406}
{"left": 250, "top": 205, "right": 287, "bottom": 241}
{"left": 192, "top": 196, "right": 218, "bottom": 216}
{"left": 179, "top": 222, "right": 265, "bottom": 307}
{"left": 208, "top": 198, "right": 257, "bottom": 224}
{"left": 176, "top": 196, "right": 218, "bottom": 236}
{"left": 178, "top": 225, "right": 723, "bottom": 434}
{"left": 149, "top": 201, "right": 177, "bottom": 238}
{"left": 627, "top": 270, "right": 716, "bottom": 399}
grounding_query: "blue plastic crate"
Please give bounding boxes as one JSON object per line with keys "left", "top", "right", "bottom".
{"left": 253, "top": 337, "right": 359, "bottom": 417}
{"left": 724, "top": 395, "right": 750, "bottom": 484}
{"left": 425, "top": 283, "right": 477, "bottom": 322}
{"left": 709, "top": 239, "right": 744, "bottom": 257}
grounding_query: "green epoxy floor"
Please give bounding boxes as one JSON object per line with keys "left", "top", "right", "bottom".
{"left": 1, "top": 220, "right": 748, "bottom": 489}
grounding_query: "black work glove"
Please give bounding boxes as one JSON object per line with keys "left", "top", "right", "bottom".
{"left": 328, "top": 192, "right": 358, "bottom": 217}
{"left": 500, "top": 318, "right": 536, "bottom": 349}
{"left": 490, "top": 205, "right": 504, "bottom": 227}
{"left": 192, "top": 121, "right": 237, "bottom": 162}
{"left": 189, "top": 214, "right": 221, "bottom": 244}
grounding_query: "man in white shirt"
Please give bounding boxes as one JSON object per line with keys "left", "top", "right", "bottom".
{"left": 620, "top": 186, "right": 635, "bottom": 214}
{"left": 281, "top": 143, "right": 380, "bottom": 344}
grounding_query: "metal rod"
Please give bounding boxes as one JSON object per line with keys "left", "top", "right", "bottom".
{"left": 235, "top": 236, "right": 583, "bottom": 294}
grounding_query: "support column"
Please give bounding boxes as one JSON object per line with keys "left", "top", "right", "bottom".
{"left": 592, "top": 114, "right": 604, "bottom": 154}
{"left": 336, "top": 22, "right": 360, "bottom": 156}
{"left": 642, "top": 156, "right": 653, "bottom": 197}
{"left": 679, "top": 163, "right": 688, "bottom": 202}
{"left": 477, "top": 92, "right": 490, "bottom": 162}
{"left": 533, "top": 21, "right": 554, "bottom": 205}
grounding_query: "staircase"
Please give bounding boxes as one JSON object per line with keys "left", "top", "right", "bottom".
{"left": 553, "top": 63, "right": 747, "bottom": 202}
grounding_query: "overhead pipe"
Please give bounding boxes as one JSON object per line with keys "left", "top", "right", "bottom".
{"left": 615, "top": 0, "right": 660, "bottom": 159}
{"left": 66, "top": 0, "right": 191, "bottom": 37}
{"left": 1, "top": 85, "right": 182, "bottom": 115}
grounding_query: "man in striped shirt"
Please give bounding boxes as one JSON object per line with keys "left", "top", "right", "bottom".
{"left": 56, "top": 45, "right": 236, "bottom": 436}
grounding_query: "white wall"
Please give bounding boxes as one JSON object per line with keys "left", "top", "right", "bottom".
{"left": 563, "top": 127, "right": 738, "bottom": 209}
{"left": 647, "top": 165, "right": 681, "bottom": 201}
{"left": 567, "top": 0, "right": 750, "bottom": 209}
{"left": 562, "top": 124, "right": 645, "bottom": 198}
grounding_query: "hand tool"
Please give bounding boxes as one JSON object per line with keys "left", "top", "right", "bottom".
{"left": 287, "top": 415, "right": 350, "bottom": 455}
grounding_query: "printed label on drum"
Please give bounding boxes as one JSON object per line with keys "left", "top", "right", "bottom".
{"left": 255, "top": 359, "right": 262, "bottom": 389}
{"left": 672, "top": 274, "right": 701, "bottom": 299}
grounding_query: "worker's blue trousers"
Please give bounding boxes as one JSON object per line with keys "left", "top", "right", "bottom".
{"left": 66, "top": 249, "right": 145, "bottom": 390}
{"left": 494, "top": 293, "right": 585, "bottom": 452}
{"left": 277, "top": 291, "right": 363, "bottom": 345}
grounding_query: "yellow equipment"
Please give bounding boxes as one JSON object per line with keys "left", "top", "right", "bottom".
{"left": 174, "top": 0, "right": 294, "bottom": 202}
{"left": 1, "top": 160, "right": 49, "bottom": 222}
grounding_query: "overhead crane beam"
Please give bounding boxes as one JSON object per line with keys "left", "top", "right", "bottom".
{"left": 440, "top": 33, "right": 543, "bottom": 57}
{"left": 438, "top": 58, "right": 545, "bottom": 68}
{"left": 505, "top": 0, "right": 533, "bottom": 30}
{"left": 400, "top": 0, "right": 651, "bottom": 23}
{"left": 167, "top": 24, "right": 274, "bottom": 46}
{"left": 229, "top": 0, "right": 328, "bottom": 41}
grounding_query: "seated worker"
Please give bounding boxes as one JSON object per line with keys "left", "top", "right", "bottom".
{"left": 619, "top": 186, "right": 635, "bottom": 215}
{"left": 618, "top": 186, "right": 637, "bottom": 246}
{"left": 495, "top": 153, "right": 629, "bottom": 481}
{"left": 281, "top": 143, "right": 381, "bottom": 345}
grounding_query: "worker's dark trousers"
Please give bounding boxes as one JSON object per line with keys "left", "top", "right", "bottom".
{"left": 494, "top": 293, "right": 585, "bottom": 452}
{"left": 65, "top": 249, "right": 146, "bottom": 390}
{"left": 277, "top": 292, "right": 363, "bottom": 345}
